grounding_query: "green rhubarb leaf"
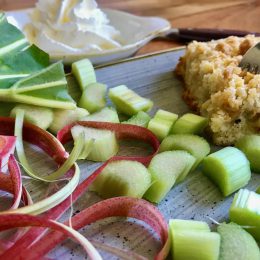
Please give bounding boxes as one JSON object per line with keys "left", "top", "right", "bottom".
{"left": 6, "top": 62, "right": 76, "bottom": 109}
{"left": 0, "top": 45, "right": 49, "bottom": 89}
{"left": 0, "top": 13, "right": 28, "bottom": 56}
{"left": 0, "top": 14, "right": 48, "bottom": 89}
{"left": 0, "top": 13, "right": 75, "bottom": 109}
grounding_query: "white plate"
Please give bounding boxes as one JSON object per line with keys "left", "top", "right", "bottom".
{"left": 6, "top": 8, "right": 171, "bottom": 65}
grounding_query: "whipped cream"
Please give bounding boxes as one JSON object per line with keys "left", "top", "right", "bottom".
{"left": 25, "top": 0, "right": 123, "bottom": 55}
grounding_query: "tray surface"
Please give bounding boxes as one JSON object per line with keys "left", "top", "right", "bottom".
{"left": 1, "top": 48, "right": 260, "bottom": 259}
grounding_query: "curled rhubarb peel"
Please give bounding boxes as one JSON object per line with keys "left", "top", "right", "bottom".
{"left": 5, "top": 162, "right": 169, "bottom": 259}
{"left": 8, "top": 155, "right": 22, "bottom": 209}
{"left": 0, "top": 117, "right": 67, "bottom": 165}
{"left": 2, "top": 122, "right": 169, "bottom": 259}
{"left": 14, "top": 110, "right": 85, "bottom": 182}
{"left": 0, "top": 173, "right": 31, "bottom": 208}
{"left": 22, "top": 197, "right": 169, "bottom": 260}
{"left": 0, "top": 135, "right": 16, "bottom": 173}
{"left": 0, "top": 214, "right": 102, "bottom": 260}
{"left": 0, "top": 156, "right": 30, "bottom": 210}
{"left": 0, "top": 116, "right": 85, "bottom": 215}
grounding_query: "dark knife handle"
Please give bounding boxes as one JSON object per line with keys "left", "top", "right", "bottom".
{"left": 168, "top": 28, "right": 260, "bottom": 42}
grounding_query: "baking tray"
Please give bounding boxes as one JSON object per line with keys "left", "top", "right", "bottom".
{"left": 1, "top": 47, "right": 260, "bottom": 259}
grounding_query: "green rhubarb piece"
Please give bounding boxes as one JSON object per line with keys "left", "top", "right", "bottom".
{"left": 144, "top": 151, "right": 196, "bottom": 203}
{"left": 148, "top": 110, "right": 178, "bottom": 140}
{"left": 169, "top": 219, "right": 220, "bottom": 260}
{"left": 154, "top": 109, "right": 178, "bottom": 122}
{"left": 80, "top": 107, "right": 120, "bottom": 123}
{"left": 148, "top": 118, "right": 174, "bottom": 141}
{"left": 159, "top": 134, "right": 210, "bottom": 170}
{"left": 66, "top": 74, "right": 81, "bottom": 103}
{"left": 217, "top": 222, "right": 260, "bottom": 260}
{"left": 78, "top": 82, "right": 107, "bottom": 113}
{"left": 230, "top": 189, "right": 260, "bottom": 241}
{"left": 0, "top": 102, "right": 15, "bottom": 116}
{"left": 90, "top": 160, "right": 151, "bottom": 199}
{"left": 72, "top": 58, "right": 96, "bottom": 91}
{"left": 235, "top": 135, "right": 260, "bottom": 173}
{"left": 109, "top": 85, "right": 153, "bottom": 116}
{"left": 49, "top": 107, "right": 89, "bottom": 134}
{"left": 169, "top": 219, "right": 210, "bottom": 233}
{"left": 171, "top": 113, "right": 208, "bottom": 135}
{"left": 10, "top": 104, "right": 53, "bottom": 130}
{"left": 122, "top": 111, "right": 151, "bottom": 127}
{"left": 202, "top": 147, "right": 251, "bottom": 196}
{"left": 71, "top": 125, "right": 119, "bottom": 161}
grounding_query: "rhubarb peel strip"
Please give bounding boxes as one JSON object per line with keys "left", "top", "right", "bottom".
{"left": 0, "top": 214, "right": 102, "bottom": 260}
{"left": 1, "top": 121, "right": 169, "bottom": 259}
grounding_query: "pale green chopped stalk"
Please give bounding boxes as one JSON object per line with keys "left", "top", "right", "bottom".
{"left": 235, "top": 135, "right": 260, "bottom": 173}
{"left": 148, "top": 118, "right": 173, "bottom": 141}
{"left": 202, "top": 147, "right": 251, "bottom": 196}
{"left": 78, "top": 138, "right": 94, "bottom": 160}
{"left": 169, "top": 219, "right": 210, "bottom": 232}
{"left": 80, "top": 107, "right": 120, "bottom": 123}
{"left": 66, "top": 74, "right": 81, "bottom": 102}
{"left": 144, "top": 151, "right": 196, "bottom": 203}
{"left": 172, "top": 229, "right": 220, "bottom": 260}
{"left": 122, "top": 111, "right": 151, "bottom": 127}
{"left": 229, "top": 189, "right": 260, "bottom": 241}
{"left": 217, "top": 222, "right": 260, "bottom": 260}
{"left": 72, "top": 58, "right": 96, "bottom": 91}
{"left": 71, "top": 125, "right": 119, "bottom": 162}
{"left": 78, "top": 82, "right": 107, "bottom": 113}
{"left": 154, "top": 109, "right": 178, "bottom": 123}
{"left": 147, "top": 110, "right": 178, "bottom": 140}
{"left": 14, "top": 109, "right": 86, "bottom": 182}
{"left": 169, "top": 219, "right": 220, "bottom": 260}
{"left": 109, "top": 85, "right": 153, "bottom": 116}
{"left": 159, "top": 134, "right": 210, "bottom": 170}
{"left": 49, "top": 107, "right": 89, "bottom": 134}
{"left": 171, "top": 113, "right": 208, "bottom": 135}
{"left": 11, "top": 104, "right": 53, "bottom": 130}
{"left": 90, "top": 160, "right": 151, "bottom": 199}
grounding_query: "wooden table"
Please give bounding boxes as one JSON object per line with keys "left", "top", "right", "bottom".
{"left": 1, "top": 0, "right": 260, "bottom": 55}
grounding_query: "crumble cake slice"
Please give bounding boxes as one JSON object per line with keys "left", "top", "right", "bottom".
{"left": 176, "top": 35, "right": 260, "bottom": 145}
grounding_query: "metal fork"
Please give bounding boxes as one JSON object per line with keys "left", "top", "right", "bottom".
{"left": 239, "top": 42, "right": 260, "bottom": 74}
